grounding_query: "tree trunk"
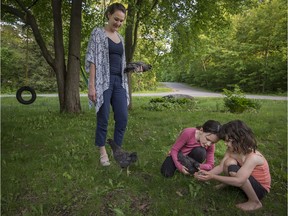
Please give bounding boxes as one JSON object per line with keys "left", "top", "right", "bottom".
{"left": 125, "top": 3, "right": 136, "bottom": 110}
{"left": 64, "top": 0, "right": 82, "bottom": 113}
{"left": 2, "top": 0, "right": 82, "bottom": 113}
{"left": 125, "top": 0, "right": 146, "bottom": 110}
{"left": 52, "top": 0, "right": 66, "bottom": 112}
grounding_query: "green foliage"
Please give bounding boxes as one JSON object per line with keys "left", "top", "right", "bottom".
{"left": 223, "top": 85, "right": 261, "bottom": 113}
{"left": 142, "top": 96, "right": 196, "bottom": 111}
{"left": 1, "top": 96, "right": 287, "bottom": 215}
{"left": 1, "top": 25, "right": 57, "bottom": 93}
{"left": 160, "top": 0, "right": 287, "bottom": 93}
{"left": 1, "top": 0, "right": 286, "bottom": 95}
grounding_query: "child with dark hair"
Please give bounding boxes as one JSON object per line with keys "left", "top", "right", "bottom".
{"left": 195, "top": 120, "right": 271, "bottom": 211}
{"left": 160, "top": 120, "right": 221, "bottom": 177}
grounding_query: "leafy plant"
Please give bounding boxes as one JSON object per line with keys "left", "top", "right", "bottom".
{"left": 188, "top": 181, "right": 201, "bottom": 198}
{"left": 222, "top": 85, "right": 261, "bottom": 113}
{"left": 142, "top": 97, "right": 196, "bottom": 111}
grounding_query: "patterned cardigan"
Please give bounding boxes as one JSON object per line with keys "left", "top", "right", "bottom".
{"left": 85, "top": 27, "right": 129, "bottom": 113}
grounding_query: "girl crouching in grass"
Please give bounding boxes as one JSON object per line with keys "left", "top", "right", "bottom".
{"left": 160, "top": 120, "right": 221, "bottom": 177}
{"left": 195, "top": 120, "right": 271, "bottom": 211}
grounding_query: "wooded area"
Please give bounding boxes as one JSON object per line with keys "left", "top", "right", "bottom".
{"left": 1, "top": 0, "right": 287, "bottom": 113}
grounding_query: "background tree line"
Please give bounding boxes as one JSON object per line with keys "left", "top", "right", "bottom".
{"left": 156, "top": 0, "right": 286, "bottom": 93}
{"left": 1, "top": 0, "right": 286, "bottom": 113}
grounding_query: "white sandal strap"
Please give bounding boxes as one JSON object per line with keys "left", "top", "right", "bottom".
{"left": 100, "top": 154, "right": 110, "bottom": 166}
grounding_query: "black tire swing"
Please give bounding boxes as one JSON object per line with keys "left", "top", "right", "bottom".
{"left": 16, "top": 86, "right": 36, "bottom": 105}
{"left": 16, "top": 27, "right": 37, "bottom": 105}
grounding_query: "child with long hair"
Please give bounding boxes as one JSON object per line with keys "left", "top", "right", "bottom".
{"left": 195, "top": 120, "right": 271, "bottom": 211}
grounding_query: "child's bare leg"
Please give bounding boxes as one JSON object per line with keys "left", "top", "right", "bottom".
{"left": 236, "top": 180, "right": 262, "bottom": 211}
{"left": 214, "top": 183, "right": 227, "bottom": 190}
{"left": 215, "top": 159, "right": 237, "bottom": 190}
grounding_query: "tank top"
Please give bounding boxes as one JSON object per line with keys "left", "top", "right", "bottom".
{"left": 108, "top": 37, "right": 123, "bottom": 76}
{"left": 251, "top": 157, "right": 271, "bottom": 192}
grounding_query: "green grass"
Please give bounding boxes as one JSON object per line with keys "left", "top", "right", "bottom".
{"left": 1, "top": 96, "right": 287, "bottom": 215}
{"left": 132, "top": 83, "right": 172, "bottom": 94}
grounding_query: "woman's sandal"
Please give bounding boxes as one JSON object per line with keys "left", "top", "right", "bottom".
{"left": 100, "top": 154, "right": 110, "bottom": 166}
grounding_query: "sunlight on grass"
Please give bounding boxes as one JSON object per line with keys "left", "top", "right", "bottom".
{"left": 1, "top": 96, "right": 287, "bottom": 215}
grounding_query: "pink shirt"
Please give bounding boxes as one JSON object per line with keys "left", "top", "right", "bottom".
{"left": 170, "top": 128, "right": 215, "bottom": 172}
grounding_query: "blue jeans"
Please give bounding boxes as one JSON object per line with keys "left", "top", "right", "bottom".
{"left": 95, "top": 75, "right": 128, "bottom": 147}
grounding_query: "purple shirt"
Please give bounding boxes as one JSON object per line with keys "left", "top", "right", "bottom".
{"left": 170, "top": 128, "right": 215, "bottom": 171}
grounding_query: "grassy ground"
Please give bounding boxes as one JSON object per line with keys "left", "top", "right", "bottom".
{"left": 1, "top": 96, "right": 287, "bottom": 216}
{"left": 132, "top": 83, "right": 172, "bottom": 94}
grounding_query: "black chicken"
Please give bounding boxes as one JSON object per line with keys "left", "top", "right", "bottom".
{"left": 124, "top": 61, "right": 152, "bottom": 73}
{"left": 177, "top": 151, "right": 200, "bottom": 175}
{"left": 107, "top": 139, "right": 138, "bottom": 175}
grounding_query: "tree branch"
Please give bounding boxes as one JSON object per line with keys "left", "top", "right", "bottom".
{"left": 138, "top": 0, "right": 158, "bottom": 21}
{"left": 1, "top": 3, "right": 55, "bottom": 70}
{"left": 14, "top": 0, "right": 29, "bottom": 13}
{"left": 1, "top": 3, "right": 25, "bottom": 19}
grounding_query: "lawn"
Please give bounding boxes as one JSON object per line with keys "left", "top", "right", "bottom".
{"left": 1, "top": 96, "right": 287, "bottom": 216}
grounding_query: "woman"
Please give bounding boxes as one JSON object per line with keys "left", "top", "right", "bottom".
{"left": 195, "top": 120, "right": 271, "bottom": 211}
{"left": 85, "top": 3, "right": 130, "bottom": 166}
{"left": 160, "top": 120, "right": 221, "bottom": 177}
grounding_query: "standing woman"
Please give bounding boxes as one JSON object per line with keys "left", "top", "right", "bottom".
{"left": 85, "top": 3, "right": 129, "bottom": 166}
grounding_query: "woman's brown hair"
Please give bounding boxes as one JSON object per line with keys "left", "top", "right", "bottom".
{"left": 104, "top": 3, "right": 126, "bottom": 20}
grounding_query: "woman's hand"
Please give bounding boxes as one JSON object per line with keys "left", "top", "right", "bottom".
{"left": 136, "top": 66, "right": 143, "bottom": 72}
{"left": 88, "top": 86, "right": 96, "bottom": 103}
{"left": 88, "top": 63, "right": 96, "bottom": 103}
{"left": 194, "top": 170, "right": 213, "bottom": 181}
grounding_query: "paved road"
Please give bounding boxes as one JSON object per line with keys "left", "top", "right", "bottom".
{"left": 133, "top": 82, "right": 287, "bottom": 101}
{"left": 1, "top": 82, "right": 287, "bottom": 100}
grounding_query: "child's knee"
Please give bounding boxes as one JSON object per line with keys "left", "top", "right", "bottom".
{"left": 224, "top": 157, "right": 238, "bottom": 167}
{"left": 160, "top": 162, "right": 175, "bottom": 178}
{"left": 160, "top": 168, "right": 174, "bottom": 178}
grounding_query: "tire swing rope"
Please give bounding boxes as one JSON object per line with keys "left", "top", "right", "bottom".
{"left": 16, "top": 27, "right": 37, "bottom": 105}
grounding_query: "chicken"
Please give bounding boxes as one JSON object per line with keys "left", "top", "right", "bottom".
{"left": 107, "top": 139, "right": 138, "bottom": 175}
{"left": 177, "top": 151, "right": 200, "bottom": 175}
{"left": 124, "top": 61, "right": 152, "bottom": 73}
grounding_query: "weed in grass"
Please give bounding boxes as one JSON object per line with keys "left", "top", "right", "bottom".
{"left": 188, "top": 180, "right": 202, "bottom": 198}
{"left": 109, "top": 207, "right": 125, "bottom": 215}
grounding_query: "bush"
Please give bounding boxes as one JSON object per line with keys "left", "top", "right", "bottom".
{"left": 142, "top": 97, "right": 196, "bottom": 111}
{"left": 222, "top": 85, "right": 261, "bottom": 113}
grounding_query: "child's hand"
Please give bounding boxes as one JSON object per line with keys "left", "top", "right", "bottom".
{"left": 194, "top": 170, "right": 211, "bottom": 181}
{"left": 181, "top": 166, "right": 190, "bottom": 175}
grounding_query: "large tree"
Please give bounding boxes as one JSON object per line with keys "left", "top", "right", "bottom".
{"left": 2, "top": 0, "right": 157, "bottom": 111}
{"left": 123, "top": 0, "right": 159, "bottom": 109}
{"left": 2, "top": 0, "right": 258, "bottom": 113}
{"left": 2, "top": 0, "right": 82, "bottom": 113}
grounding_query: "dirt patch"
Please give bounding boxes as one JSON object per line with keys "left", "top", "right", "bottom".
{"left": 99, "top": 189, "right": 151, "bottom": 215}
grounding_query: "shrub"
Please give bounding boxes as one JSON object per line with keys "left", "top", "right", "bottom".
{"left": 222, "top": 85, "right": 261, "bottom": 113}
{"left": 142, "top": 97, "right": 196, "bottom": 111}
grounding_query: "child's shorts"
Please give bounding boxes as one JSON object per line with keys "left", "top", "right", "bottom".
{"left": 228, "top": 164, "right": 268, "bottom": 200}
